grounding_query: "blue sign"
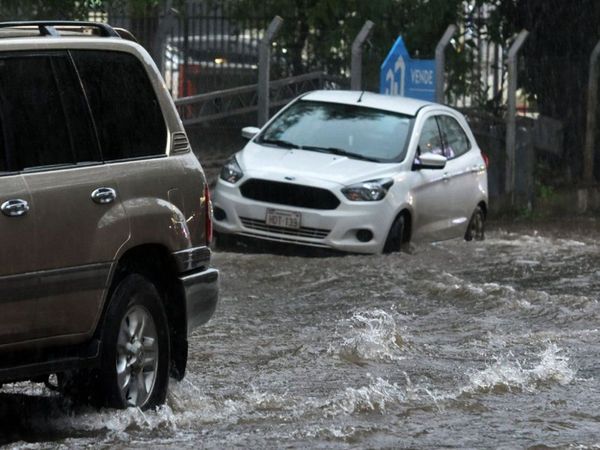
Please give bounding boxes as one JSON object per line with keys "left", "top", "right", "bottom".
{"left": 380, "top": 37, "right": 436, "bottom": 102}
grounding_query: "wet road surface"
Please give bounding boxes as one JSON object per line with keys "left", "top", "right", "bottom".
{"left": 2, "top": 218, "right": 600, "bottom": 448}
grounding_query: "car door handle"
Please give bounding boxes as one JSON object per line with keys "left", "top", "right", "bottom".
{"left": 91, "top": 187, "right": 117, "bottom": 204}
{"left": 1, "top": 199, "right": 30, "bottom": 217}
{"left": 442, "top": 172, "right": 450, "bottom": 182}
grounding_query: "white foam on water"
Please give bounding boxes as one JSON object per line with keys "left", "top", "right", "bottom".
{"left": 424, "top": 272, "right": 597, "bottom": 321}
{"left": 329, "top": 375, "right": 407, "bottom": 415}
{"left": 19, "top": 379, "right": 295, "bottom": 439}
{"left": 300, "top": 424, "right": 360, "bottom": 440}
{"left": 318, "top": 371, "right": 450, "bottom": 418}
{"left": 429, "top": 272, "right": 513, "bottom": 297}
{"left": 422, "top": 272, "right": 525, "bottom": 308}
{"left": 162, "top": 380, "right": 295, "bottom": 428}
{"left": 465, "top": 343, "right": 575, "bottom": 395}
{"left": 42, "top": 404, "right": 178, "bottom": 435}
{"left": 332, "top": 309, "right": 405, "bottom": 363}
{"left": 486, "top": 233, "right": 587, "bottom": 249}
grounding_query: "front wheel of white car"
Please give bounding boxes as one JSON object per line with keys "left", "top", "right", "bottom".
{"left": 383, "top": 214, "right": 409, "bottom": 254}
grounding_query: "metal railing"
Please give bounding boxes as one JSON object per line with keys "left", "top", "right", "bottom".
{"left": 174, "top": 71, "right": 344, "bottom": 126}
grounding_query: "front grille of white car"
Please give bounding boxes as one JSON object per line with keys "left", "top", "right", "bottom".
{"left": 240, "top": 217, "right": 330, "bottom": 239}
{"left": 240, "top": 179, "right": 340, "bottom": 210}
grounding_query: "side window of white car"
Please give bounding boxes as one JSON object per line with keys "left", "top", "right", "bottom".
{"left": 418, "top": 116, "right": 444, "bottom": 156}
{"left": 438, "top": 115, "right": 471, "bottom": 159}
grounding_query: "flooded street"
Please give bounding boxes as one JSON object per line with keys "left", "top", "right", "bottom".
{"left": 3, "top": 218, "right": 600, "bottom": 449}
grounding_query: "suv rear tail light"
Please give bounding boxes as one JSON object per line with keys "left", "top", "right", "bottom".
{"left": 204, "top": 184, "right": 213, "bottom": 245}
{"left": 481, "top": 151, "right": 489, "bottom": 168}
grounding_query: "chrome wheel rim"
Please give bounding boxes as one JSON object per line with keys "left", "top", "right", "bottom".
{"left": 116, "top": 304, "right": 159, "bottom": 407}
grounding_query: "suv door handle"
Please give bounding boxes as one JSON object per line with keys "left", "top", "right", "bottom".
{"left": 1, "top": 199, "right": 30, "bottom": 217}
{"left": 91, "top": 187, "right": 117, "bottom": 204}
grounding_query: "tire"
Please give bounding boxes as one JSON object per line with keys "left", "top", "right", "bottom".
{"left": 383, "top": 214, "right": 407, "bottom": 254}
{"left": 464, "top": 205, "right": 485, "bottom": 241}
{"left": 99, "top": 274, "right": 170, "bottom": 409}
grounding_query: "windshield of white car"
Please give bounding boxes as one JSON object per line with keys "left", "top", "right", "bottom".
{"left": 257, "top": 100, "right": 414, "bottom": 162}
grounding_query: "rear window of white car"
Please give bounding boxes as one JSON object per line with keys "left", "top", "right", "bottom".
{"left": 259, "top": 100, "right": 413, "bottom": 162}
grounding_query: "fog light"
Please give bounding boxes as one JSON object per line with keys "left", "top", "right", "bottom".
{"left": 356, "top": 229, "right": 373, "bottom": 242}
{"left": 214, "top": 206, "right": 227, "bottom": 221}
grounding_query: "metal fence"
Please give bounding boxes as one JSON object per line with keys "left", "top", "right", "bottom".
{"left": 90, "top": 1, "right": 272, "bottom": 97}
{"left": 93, "top": 1, "right": 537, "bottom": 201}
{"left": 5, "top": 1, "right": 596, "bottom": 197}
{"left": 88, "top": 1, "right": 383, "bottom": 99}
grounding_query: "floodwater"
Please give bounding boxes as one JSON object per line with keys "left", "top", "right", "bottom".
{"left": 2, "top": 218, "right": 600, "bottom": 449}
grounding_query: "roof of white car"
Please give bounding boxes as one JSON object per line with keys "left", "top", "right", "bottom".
{"left": 300, "top": 90, "right": 436, "bottom": 116}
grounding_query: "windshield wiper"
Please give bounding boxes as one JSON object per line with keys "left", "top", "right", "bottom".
{"left": 300, "top": 145, "right": 380, "bottom": 162}
{"left": 258, "top": 138, "right": 299, "bottom": 149}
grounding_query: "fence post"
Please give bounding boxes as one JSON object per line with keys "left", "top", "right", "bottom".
{"left": 258, "top": 16, "right": 284, "bottom": 127}
{"left": 350, "top": 20, "right": 375, "bottom": 91}
{"left": 434, "top": 24, "right": 457, "bottom": 104}
{"left": 152, "top": 3, "right": 179, "bottom": 75}
{"left": 505, "top": 29, "right": 529, "bottom": 201}
{"left": 583, "top": 40, "right": 600, "bottom": 184}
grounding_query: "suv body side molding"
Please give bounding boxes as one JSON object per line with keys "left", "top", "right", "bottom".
{"left": 0, "top": 263, "right": 111, "bottom": 303}
{"left": 0, "top": 339, "right": 100, "bottom": 384}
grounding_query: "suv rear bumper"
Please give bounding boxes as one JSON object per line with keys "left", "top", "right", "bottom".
{"left": 178, "top": 267, "right": 219, "bottom": 335}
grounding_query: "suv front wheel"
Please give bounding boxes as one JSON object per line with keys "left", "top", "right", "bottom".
{"left": 100, "top": 274, "right": 170, "bottom": 409}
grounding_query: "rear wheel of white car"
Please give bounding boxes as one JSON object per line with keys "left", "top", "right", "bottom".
{"left": 464, "top": 205, "right": 485, "bottom": 241}
{"left": 383, "top": 214, "right": 408, "bottom": 254}
{"left": 100, "top": 274, "right": 170, "bottom": 409}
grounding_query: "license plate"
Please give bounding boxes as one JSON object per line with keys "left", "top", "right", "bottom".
{"left": 265, "top": 208, "right": 301, "bottom": 229}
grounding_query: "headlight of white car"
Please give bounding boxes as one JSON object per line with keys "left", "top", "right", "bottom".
{"left": 342, "top": 178, "right": 394, "bottom": 201}
{"left": 220, "top": 156, "right": 244, "bottom": 183}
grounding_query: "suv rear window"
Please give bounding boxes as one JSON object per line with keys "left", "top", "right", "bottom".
{"left": 0, "top": 52, "right": 99, "bottom": 171}
{"left": 72, "top": 50, "right": 167, "bottom": 161}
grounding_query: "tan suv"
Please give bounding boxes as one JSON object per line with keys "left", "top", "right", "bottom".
{"left": 0, "top": 21, "right": 218, "bottom": 409}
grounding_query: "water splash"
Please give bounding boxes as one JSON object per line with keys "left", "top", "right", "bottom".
{"left": 465, "top": 344, "right": 575, "bottom": 395}
{"left": 331, "top": 376, "right": 407, "bottom": 414}
{"left": 334, "top": 309, "right": 405, "bottom": 363}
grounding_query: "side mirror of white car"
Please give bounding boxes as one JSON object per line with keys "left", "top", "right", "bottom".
{"left": 241, "top": 126, "right": 260, "bottom": 140}
{"left": 413, "top": 152, "right": 447, "bottom": 170}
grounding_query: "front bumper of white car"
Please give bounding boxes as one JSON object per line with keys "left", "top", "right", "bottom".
{"left": 212, "top": 178, "right": 396, "bottom": 254}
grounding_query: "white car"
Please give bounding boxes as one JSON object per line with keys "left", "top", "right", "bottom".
{"left": 212, "top": 90, "right": 488, "bottom": 254}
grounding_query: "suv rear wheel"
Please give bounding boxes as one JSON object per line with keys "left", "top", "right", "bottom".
{"left": 100, "top": 274, "right": 170, "bottom": 409}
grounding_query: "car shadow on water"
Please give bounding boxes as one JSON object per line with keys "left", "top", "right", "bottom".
{"left": 213, "top": 233, "right": 348, "bottom": 257}
{"left": 0, "top": 392, "right": 85, "bottom": 444}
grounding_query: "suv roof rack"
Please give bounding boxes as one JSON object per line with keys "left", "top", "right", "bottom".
{"left": 0, "top": 21, "right": 121, "bottom": 38}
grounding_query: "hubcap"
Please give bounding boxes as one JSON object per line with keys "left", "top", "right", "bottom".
{"left": 116, "top": 304, "right": 159, "bottom": 407}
